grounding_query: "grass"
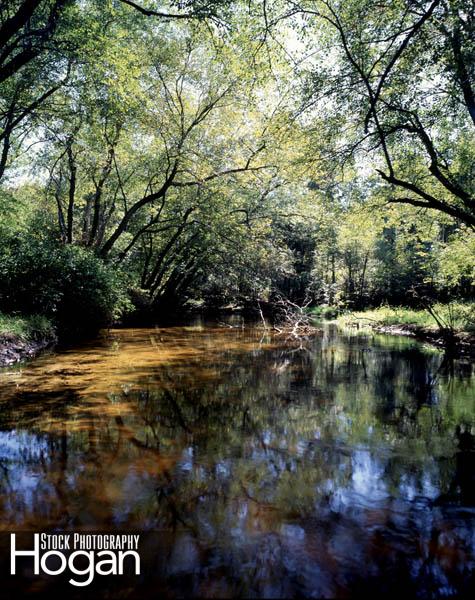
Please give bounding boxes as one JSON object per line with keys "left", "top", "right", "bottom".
{"left": 336, "top": 303, "right": 475, "bottom": 333}
{"left": 0, "top": 312, "right": 55, "bottom": 341}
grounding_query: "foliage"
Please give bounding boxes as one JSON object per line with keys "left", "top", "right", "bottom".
{"left": 0, "top": 312, "right": 55, "bottom": 341}
{"left": 293, "top": 0, "right": 475, "bottom": 227}
{"left": 437, "top": 227, "right": 475, "bottom": 289}
{"left": 0, "top": 231, "right": 130, "bottom": 336}
{"left": 0, "top": 0, "right": 473, "bottom": 334}
{"left": 337, "top": 303, "right": 475, "bottom": 333}
{"left": 310, "top": 305, "right": 340, "bottom": 320}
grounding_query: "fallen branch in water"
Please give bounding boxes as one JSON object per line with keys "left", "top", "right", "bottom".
{"left": 257, "top": 300, "right": 269, "bottom": 330}
{"left": 262, "top": 295, "right": 321, "bottom": 340}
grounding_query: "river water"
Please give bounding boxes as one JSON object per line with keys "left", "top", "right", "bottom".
{"left": 0, "top": 321, "right": 474, "bottom": 597}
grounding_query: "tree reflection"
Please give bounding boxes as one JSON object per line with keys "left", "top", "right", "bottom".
{"left": 0, "top": 325, "right": 474, "bottom": 595}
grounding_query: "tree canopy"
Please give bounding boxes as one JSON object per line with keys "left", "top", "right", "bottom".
{"left": 0, "top": 0, "right": 473, "bottom": 329}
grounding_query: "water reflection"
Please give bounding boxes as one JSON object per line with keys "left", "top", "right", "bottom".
{"left": 0, "top": 322, "right": 474, "bottom": 597}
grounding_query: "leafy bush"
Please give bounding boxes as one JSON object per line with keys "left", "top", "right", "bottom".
{"left": 0, "top": 233, "right": 129, "bottom": 337}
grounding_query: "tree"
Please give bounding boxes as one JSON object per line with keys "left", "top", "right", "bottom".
{"left": 2, "top": 0, "right": 472, "bottom": 322}
{"left": 28, "top": 10, "right": 299, "bottom": 312}
{"left": 0, "top": 0, "right": 74, "bottom": 180}
{"left": 0, "top": 0, "right": 234, "bottom": 182}
{"left": 284, "top": 0, "right": 475, "bottom": 227}
{"left": 118, "top": 0, "right": 232, "bottom": 23}
{"left": 0, "top": 0, "right": 70, "bottom": 85}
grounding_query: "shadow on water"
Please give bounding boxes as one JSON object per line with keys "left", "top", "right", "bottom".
{"left": 0, "top": 320, "right": 474, "bottom": 597}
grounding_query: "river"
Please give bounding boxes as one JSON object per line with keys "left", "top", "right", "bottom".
{"left": 0, "top": 321, "right": 474, "bottom": 597}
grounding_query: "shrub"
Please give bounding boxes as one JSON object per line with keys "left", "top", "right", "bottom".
{"left": 0, "top": 233, "right": 129, "bottom": 337}
{"left": 311, "top": 305, "right": 340, "bottom": 320}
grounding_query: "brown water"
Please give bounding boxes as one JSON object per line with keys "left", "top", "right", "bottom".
{"left": 0, "top": 321, "right": 474, "bottom": 597}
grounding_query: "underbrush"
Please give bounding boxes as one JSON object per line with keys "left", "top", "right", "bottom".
{"left": 0, "top": 233, "right": 131, "bottom": 337}
{"left": 0, "top": 313, "right": 55, "bottom": 341}
{"left": 337, "top": 303, "right": 475, "bottom": 333}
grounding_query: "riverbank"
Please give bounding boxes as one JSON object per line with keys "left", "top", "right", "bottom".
{"left": 0, "top": 313, "right": 56, "bottom": 366}
{"left": 335, "top": 305, "right": 475, "bottom": 357}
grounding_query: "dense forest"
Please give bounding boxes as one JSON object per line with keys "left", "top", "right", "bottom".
{"left": 0, "top": 0, "right": 474, "bottom": 339}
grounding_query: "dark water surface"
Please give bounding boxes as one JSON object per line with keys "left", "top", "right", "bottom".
{"left": 0, "top": 321, "right": 474, "bottom": 597}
